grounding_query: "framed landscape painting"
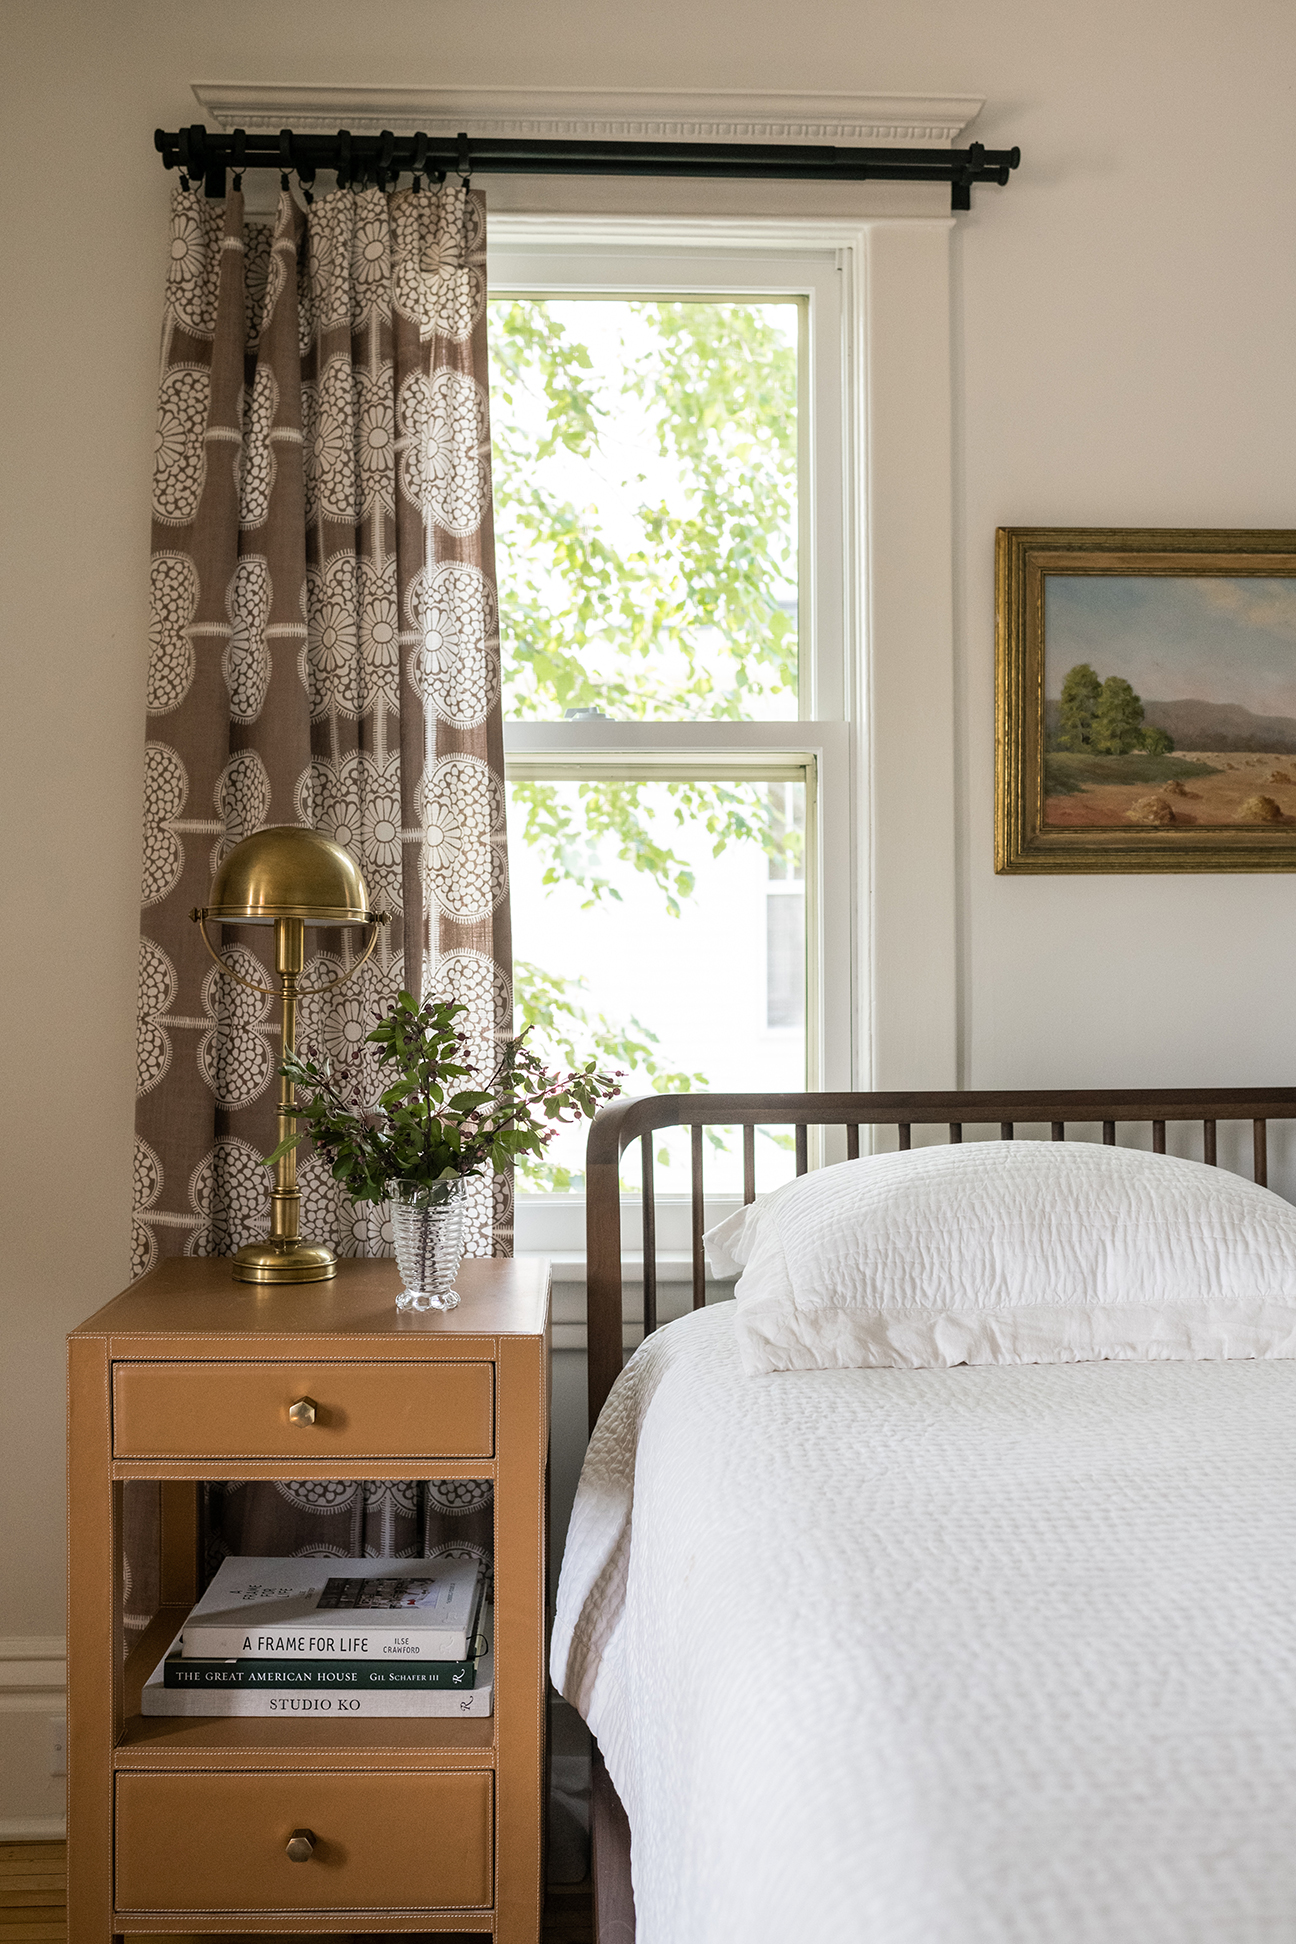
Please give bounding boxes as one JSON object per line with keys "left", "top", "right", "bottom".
{"left": 996, "top": 527, "right": 1296, "bottom": 873}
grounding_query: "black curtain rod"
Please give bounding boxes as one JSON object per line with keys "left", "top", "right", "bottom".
{"left": 155, "top": 125, "right": 1020, "bottom": 212}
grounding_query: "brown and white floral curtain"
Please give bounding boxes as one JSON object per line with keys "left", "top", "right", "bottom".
{"left": 130, "top": 179, "right": 508, "bottom": 1599}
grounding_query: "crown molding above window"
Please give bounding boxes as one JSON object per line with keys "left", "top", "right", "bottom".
{"left": 190, "top": 84, "right": 984, "bottom": 150}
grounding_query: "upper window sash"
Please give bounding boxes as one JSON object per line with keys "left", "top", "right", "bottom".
{"left": 485, "top": 239, "right": 846, "bottom": 728}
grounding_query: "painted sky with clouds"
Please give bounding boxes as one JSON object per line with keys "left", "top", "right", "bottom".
{"left": 1045, "top": 577, "right": 1296, "bottom": 717}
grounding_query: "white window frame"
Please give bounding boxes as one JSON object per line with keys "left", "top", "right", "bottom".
{"left": 488, "top": 215, "right": 957, "bottom": 1268}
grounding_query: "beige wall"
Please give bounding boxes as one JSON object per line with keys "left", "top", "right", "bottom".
{"left": 3, "top": 0, "right": 1295, "bottom": 1652}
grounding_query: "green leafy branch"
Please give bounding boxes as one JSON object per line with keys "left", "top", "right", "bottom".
{"left": 491, "top": 297, "right": 798, "bottom": 727}
{"left": 508, "top": 777, "right": 796, "bottom": 915}
{"left": 512, "top": 961, "right": 706, "bottom": 1191}
{"left": 264, "top": 992, "right": 622, "bottom": 1203}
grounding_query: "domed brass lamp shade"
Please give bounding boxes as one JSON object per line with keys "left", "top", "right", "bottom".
{"left": 203, "top": 826, "right": 375, "bottom": 928}
{"left": 191, "top": 827, "right": 389, "bottom": 1285}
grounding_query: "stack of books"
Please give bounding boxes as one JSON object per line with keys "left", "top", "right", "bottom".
{"left": 142, "top": 1554, "right": 492, "bottom": 1718}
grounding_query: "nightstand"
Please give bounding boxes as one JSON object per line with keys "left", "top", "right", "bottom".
{"left": 67, "top": 1255, "right": 550, "bottom": 1940}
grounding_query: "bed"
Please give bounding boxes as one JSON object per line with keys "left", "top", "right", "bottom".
{"left": 553, "top": 1087, "right": 1296, "bottom": 1944}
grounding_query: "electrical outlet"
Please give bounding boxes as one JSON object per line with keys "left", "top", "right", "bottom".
{"left": 48, "top": 1716, "right": 66, "bottom": 1777}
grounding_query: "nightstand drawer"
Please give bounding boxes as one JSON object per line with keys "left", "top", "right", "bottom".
{"left": 111, "top": 1360, "right": 495, "bottom": 1459}
{"left": 114, "top": 1769, "right": 493, "bottom": 1912}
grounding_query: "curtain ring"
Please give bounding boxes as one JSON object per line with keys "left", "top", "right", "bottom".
{"left": 278, "top": 127, "right": 293, "bottom": 193}
{"left": 456, "top": 130, "right": 471, "bottom": 188}
{"left": 187, "top": 123, "right": 208, "bottom": 185}
{"left": 336, "top": 128, "right": 352, "bottom": 191}
{"left": 231, "top": 127, "right": 246, "bottom": 193}
{"left": 411, "top": 131, "right": 428, "bottom": 192}
{"left": 299, "top": 166, "right": 316, "bottom": 206}
{"left": 378, "top": 129, "right": 395, "bottom": 192}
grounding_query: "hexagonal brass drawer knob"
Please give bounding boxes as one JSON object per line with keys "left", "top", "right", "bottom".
{"left": 287, "top": 1397, "right": 317, "bottom": 1427}
{"left": 285, "top": 1829, "right": 316, "bottom": 1863}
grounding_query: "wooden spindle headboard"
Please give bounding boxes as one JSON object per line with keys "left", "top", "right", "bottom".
{"left": 583, "top": 1088, "right": 1296, "bottom": 1429}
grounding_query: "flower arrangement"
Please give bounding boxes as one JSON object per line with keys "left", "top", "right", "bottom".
{"left": 265, "top": 989, "right": 623, "bottom": 1202}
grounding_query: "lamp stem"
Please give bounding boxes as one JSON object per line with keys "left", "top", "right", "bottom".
{"left": 269, "top": 915, "right": 305, "bottom": 1246}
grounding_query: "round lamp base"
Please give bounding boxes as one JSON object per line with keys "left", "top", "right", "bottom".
{"left": 231, "top": 1239, "right": 339, "bottom": 1284}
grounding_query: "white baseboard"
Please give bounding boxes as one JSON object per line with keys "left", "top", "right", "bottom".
{"left": 0, "top": 1638, "right": 66, "bottom": 1833}
{"left": 0, "top": 1636, "right": 66, "bottom": 1690}
{"left": 0, "top": 1816, "right": 64, "bottom": 1840}
{"left": 0, "top": 1636, "right": 65, "bottom": 1660}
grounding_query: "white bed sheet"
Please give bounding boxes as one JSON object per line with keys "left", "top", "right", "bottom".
{"left": 552, "top": 1304, "right": 1296, "bottom": 1943}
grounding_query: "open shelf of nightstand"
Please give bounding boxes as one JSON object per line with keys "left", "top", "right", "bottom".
{"left": 117, "top": 1610, "right": 498, "bottom": 1768}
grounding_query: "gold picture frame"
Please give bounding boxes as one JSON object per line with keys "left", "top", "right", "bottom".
{"left": 996, "top": 527, "right": 1296, "bottom": 873}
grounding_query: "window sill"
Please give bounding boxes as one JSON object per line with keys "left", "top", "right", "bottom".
{"left": 514, "top": 1249, "right": 736, "bottom": 1351}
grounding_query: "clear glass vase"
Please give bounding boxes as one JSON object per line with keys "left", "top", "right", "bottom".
{"left": 391, "top": 1178, "right": 468, "bottom": 1312}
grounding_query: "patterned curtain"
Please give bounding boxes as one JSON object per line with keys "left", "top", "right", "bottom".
{"left": 128, "top": 179, "right": 509, "bottom": 1614}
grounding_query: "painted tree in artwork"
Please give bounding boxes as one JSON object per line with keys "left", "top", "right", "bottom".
{"left": 1057, "top": 663, "right": 1103, "bottom": 749}
{"left": 1091, "top": 675, "right": 1146, "bottom": 754}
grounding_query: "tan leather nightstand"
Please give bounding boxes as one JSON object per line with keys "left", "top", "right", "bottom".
{"left": 67, "top": 1255, "right": 550, "bottom": 1940}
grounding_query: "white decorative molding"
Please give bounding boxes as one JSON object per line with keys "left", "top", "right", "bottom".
{"left": 0, "top": 1816, "right": 65, "bottom": 1840}
{"left": 0, "top": 1642, "right": 66, "bottom": 1839}
{"left": 191, "top": 85, "right": 983, "bottom": 150}
{"left": 0, "top": 1637, "right": 66, "bottom": 1711}
{"left": 0, "top": 1636, "right": 65, "bottom": 1662}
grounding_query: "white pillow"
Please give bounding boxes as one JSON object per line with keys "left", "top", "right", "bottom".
{"left": 703, "top": 1139, "right": 1296, "bottom": 1376}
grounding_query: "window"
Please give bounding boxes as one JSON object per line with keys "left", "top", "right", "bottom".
{"left": 487, "top": 228, "right": 857, "bottom": 1235}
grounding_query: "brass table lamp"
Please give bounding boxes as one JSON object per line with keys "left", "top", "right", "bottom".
{"left": 191, "top": 826, "right": 388, "bottom": 1284}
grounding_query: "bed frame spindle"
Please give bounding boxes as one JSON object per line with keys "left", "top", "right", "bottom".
{"left": 640, "top": 1134, "right": 657, "bottom": 1339}
{"left": 742, "top": 1125, "right": 756, "bottom": 1204}
{"left": 1204, "top": 1120, "right": 1217, "bottom": 1165}
{"left": 690, "top": 1125, "right": 705, "bottom": 1310}
{"left": 1255, "top": 1119, "right": 1268, "bottom": 1186}
{"left": 1051, "top": 1122, "right": 1065, "bottom": 1141}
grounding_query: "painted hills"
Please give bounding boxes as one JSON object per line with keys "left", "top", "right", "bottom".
{"left": 1046, "top": 697, "right": 1296, "bottom": 754}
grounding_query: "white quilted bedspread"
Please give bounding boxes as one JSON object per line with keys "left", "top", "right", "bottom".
{"left": 552, "top": 1304, "right": 1296, "bottom": 1943}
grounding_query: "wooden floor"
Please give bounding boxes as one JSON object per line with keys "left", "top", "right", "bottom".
{"left": 0, "top": 1846, "right": 64, "bottom": 1944}
{"left": 0, "top": 1845, "right": 592, "bottom": 1944}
